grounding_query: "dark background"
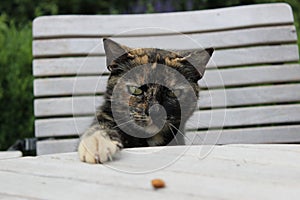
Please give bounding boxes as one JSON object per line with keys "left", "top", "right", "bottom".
{"left": 0, "top": 0, "right": 299, "bottom": 150}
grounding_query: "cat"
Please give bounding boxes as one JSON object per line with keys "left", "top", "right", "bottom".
{"left": 78, "top": 38, "right": 214, "bottom": 164}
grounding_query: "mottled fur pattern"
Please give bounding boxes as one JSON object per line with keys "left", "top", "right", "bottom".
{"left": 78, "top": 38, "right": 214, "bottom": 164}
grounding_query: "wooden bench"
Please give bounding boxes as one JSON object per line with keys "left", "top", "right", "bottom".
{"left": 33, "top": 3, "right": 300, "bottom": 155}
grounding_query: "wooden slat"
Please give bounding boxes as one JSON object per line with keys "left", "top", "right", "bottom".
{"left": 32, "top": 45, "right": 299, "bottom": 70}
{"left": 34, "top": 84, "right": 300, "bottom": 117}
{"left": 36, "top": 125, "right": 300, "bottom": 155}
{"left": 201, "top": 64, "right": 300, "bottom": 88}
{"left": 187, "top": 104, "right": 300, "bottom": 130}
{"left": 34, "top": 64, "right": 300, "bottom": 97}
{"left": 37, "top": 139, "right": 79, "bottom": 155}
{"left": 33, "top": 26, "right": 297, "bottom": 76}
{"left": 35, "top": 117, "right": 92, "bottom": 138}
{"left": 33, "top": 57, "right": 108, "bottom": 77}
{"left": 34, "top": 96, "right": 104, "bottom": 117}
{"left": 32, "top": 25, "right": 297, "bottom": 57}
{"left": 35, "top": 104, "right": 300, "bottom": 137}
{"left": 199, "top": 84, "right": 300, "bottom": 108}
{"left": 210, "top": 45, "right": 298, "bottom": 68}
{"left": 34, "top": 76, "right": 108, "bottom": 97}
{"left": 33, "top": 3, "right": 294, "bottom": 38}
{"left": 186, "top": 125, "right": 300, "bottom": 145}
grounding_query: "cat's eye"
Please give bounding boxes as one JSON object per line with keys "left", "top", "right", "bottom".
{"left": 167, "top": 89, "right": 182, "bottom": 98}
{"left": 127, "top": 86, "right": 143, "bottom": 95}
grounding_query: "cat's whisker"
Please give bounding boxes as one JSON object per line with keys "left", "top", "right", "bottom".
{"left": 194, "top": 120, "right": 211, "bottom": 127}
{"left": 167, "top": 124, "right": 179, "bottom": 145}
{"left": 196, "top": 134, "right": 205, "bottom": 142}
{"left": 169, "top": 123, "right": 193, "bottom": 144}
{"left": 112, "top": 119, "right": 134, "bottom": 129}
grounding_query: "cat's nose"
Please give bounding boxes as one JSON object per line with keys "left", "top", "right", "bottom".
{"left": 147, "top": 99, "right": 160, "bottom": 115}
{"left": 148, "top": 104, "right": 167, "bottom": 126}
{"left": 149, "top": 103, "right": 160, "bottom": 113}
{"left": 149, "top": 104, "right": 165, "bottom": 119}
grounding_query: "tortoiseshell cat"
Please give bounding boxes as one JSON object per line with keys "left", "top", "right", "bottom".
{"left": 78, "top": 38, "right": 214, "bottom": 164}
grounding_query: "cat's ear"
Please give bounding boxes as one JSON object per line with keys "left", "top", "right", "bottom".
{"left": 178, "top": 48, "right": 214, "bottom": 79}
{"left": 103, "top": 38, "right": 132, "bottom": 71}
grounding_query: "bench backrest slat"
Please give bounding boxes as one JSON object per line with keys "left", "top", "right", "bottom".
{"left": 33, "top": 25, "right": 297, "bottom": 57}
{"left": 33, "top": 3, "right": 294, "bottom": 38}
{"left": 34, "top": 83, "right": 300, "bottom": 118}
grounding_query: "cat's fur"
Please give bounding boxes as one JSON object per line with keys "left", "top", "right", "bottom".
{"left": 78, "top": 38, "right": 214, "bottom": 163}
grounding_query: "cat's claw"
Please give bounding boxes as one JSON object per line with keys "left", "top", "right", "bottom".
{"left": 78, "top": 130, "right": 122, "bottom": 164}
{"left": 94, "top": 153, "right": 102, "bottom": 164}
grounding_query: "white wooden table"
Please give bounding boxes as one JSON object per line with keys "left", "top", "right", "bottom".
{"left": 0, "top": 145, "right": 299, "bottom": 200}
{"left": 0, "top": 151, "right": 22, "bottom": 160}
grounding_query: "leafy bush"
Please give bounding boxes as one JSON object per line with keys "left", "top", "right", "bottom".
{"left": 0, "top": 16, "right": 33, "bottom": 150}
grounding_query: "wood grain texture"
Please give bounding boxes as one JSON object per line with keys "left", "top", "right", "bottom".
{"left": 200, "top": 64, "right": 300, "bottom": 88}
{"left": 1, "top": 145, "right": 300, "bottom": 199}
{"left": 34, "top": 96, "right": 104, "bottom": 117}
{"left": 35, "top": 104, "right": 300, "bottom": 138}
{"left": 35, "top": 116, "right": 92, "bottom": 137}
{"left": 199, "top": 83, "right": 300, "bottom": 108}
{"left": 36, "top": 125, "right": 300, "bottom": 154}
{"left": 33, "top": 57, "right": 300, "bottom": 79}
{"left": 37, "top": 139, "right": 79, "bottom": 155}
{"left": 33, "top": 56, "right": 108, "bottom": 77}
{"left": 34, "top": 84, "right": 300, "bottom": 117}
{"left": 34, "top": 76, "right": 107, "bottom": 97}
{"left": 34, "top": 64, "right": 300, "bottom": 97}
{"left": 209, "top": 45, "right": 298, "bottom": 68}
{"left": 32, "top": 25, "right": 297, "bottom": 57}
{"left": 187, "top": 104, "right": 300, "bottom": 129}
{"left": 186, "top": 125, "right": 300, "bottom": 144}
{"left": 33, "top": 3, "right": 294, "bottom": 37}
{"left": 32, "top": 44, "right": 299, "bottom": 71}
{"left": 0, "top": 151, "right": 22, "bottom": 160}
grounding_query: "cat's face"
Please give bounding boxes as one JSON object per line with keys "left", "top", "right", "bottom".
{"left": 103, "top": 39, "right": 213, "bottom": 138}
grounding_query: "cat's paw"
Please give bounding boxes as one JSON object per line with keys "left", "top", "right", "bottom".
{"left": 78, "top": 130, "right": 122, "bottom": 164}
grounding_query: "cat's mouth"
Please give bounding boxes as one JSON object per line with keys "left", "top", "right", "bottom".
{"left": 132, "top": 116, "right": 165, "bottom": 135}
{"left": 134, "top": 116, "right": 155, "bottom": 128}
{"left": 130, "top": 104, "right": 167, "bottom": 135}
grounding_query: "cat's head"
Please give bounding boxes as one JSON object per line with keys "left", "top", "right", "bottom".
{"left": 103, "top": 38, "right": 214, "bottom": 137}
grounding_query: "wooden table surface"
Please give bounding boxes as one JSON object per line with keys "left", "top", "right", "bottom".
{"left": 0, "top": 144, "right": 299, "bottom": 200}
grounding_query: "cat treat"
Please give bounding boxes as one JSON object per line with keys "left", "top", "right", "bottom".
{"left": 151, "top": 179, "right": 166, "bottom": 189}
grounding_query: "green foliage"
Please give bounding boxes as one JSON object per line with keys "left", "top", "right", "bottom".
{"left": 0, "top": 16, "right": 33, "bottom": 150}
{"left": 0, "top": 0, "right": 118, "bottom": 25}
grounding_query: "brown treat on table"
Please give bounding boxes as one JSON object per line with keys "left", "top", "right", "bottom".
{"left": 151, "top": 179, "right": 166, "bottom": 189}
